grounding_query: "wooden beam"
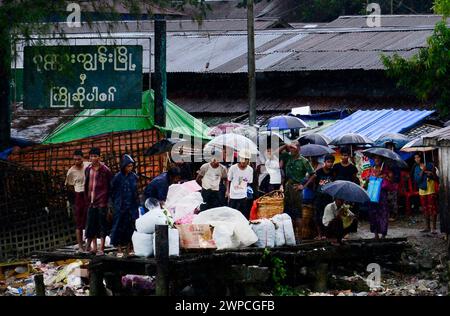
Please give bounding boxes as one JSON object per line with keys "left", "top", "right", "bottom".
{"left": 155, "top": 225, "right": 169, "bottom": 296}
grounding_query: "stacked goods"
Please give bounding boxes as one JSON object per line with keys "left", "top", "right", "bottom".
{"left": 250, "top": 219, "right": 275, "bottom": 248}
{"left": 133, "top": 199, "right": 179, "bottom": 257}
{"left": 176, "top": 224, "right": 216, "bottom": 249}
{"left": 271, "top": 214, "right": 296, "bottom": 246}
{"left": 255, "top": 190, "right": 284, "bottom": 219}
{"left": 192, "top": 207, "right": 258, "bottom": 250}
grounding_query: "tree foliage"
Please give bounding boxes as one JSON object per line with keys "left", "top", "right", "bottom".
{"left": 382, "top": 21, "right": 450, "bottom": 115}
{"left": 433, "top": 0, "right": 450, "bottom": 16}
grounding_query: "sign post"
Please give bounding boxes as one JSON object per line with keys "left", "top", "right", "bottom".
{"left": 23, "top": 45, "right": 143, "bottom": 109}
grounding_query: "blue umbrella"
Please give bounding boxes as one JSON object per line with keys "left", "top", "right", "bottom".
{"left": 375, "top": 133, "right": 410, "bottom": 150}
{"left": 267, "top": 115, "right": 309, "bottom": 131}
{"left": 322, "top": 180, "right": 370, "bottom": 203}
{"left": 300, "top": 144, "right": 335, "bottom": 157}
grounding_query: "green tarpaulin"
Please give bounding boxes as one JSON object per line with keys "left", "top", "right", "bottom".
{"left": 42, "top": 90, "right": 211, "bottom": 144}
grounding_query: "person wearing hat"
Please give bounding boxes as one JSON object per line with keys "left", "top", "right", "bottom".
{"left": 110, "top": 154, "right": 139, "bottom": 258}
{"left": 144, "top": 166, "right": 182, "bottom": 205}
{"left": 84, "top": 147, "right": 113, "bottom": 255}
{"left": 65, "top": 150, "right": 90, "bottom": 252}
{"left": 226, "top": 149, "right": 254, "bottom": 219}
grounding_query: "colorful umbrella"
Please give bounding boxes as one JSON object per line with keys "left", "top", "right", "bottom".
{"left": 208, "top": 123, "right": 244, "bottom": 136}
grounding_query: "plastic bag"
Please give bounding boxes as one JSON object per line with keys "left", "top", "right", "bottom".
{"left": 271, "top": 214, "right": 296, "bottom": 246}
{"left": 153, "top": 228, "right": 180, "bottom": 257}
{"left": 165, "top": 184, "right": 203, "bottom": 221}
{"left": 132, "top": 231, "right": 154, "bottom": 257}
{"left": 251, "top": 219, "right": 275, "bottom": 248}
{"left": 135, "top": 208, "right": 167, "bottom": 234}
{"left": 193, "top": 207, "right": 258, "bottom": 248}
{"left": 367, "top": 176, "right": 383, "bottom": 203}
{"left": 212, "top": 224, "right": 240, "bottom": 250}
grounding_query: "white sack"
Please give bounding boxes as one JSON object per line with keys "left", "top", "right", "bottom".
{"left": 153, "top": 228, "right": 180, "bottom": 257}
{"left": 251, "top": 219, "right": 276, "bottom": 248}
{"left": 272, "top": 213, "right": 296, "bottom": 246}
{"left": 193, "top": 207, "right": 258, "bottom": 248}
{"left": 132, "top": 231, "right": 154, "bottom": 257}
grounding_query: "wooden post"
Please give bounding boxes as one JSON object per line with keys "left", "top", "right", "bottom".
{"left": 155, "top": 224, "right": 169, "bottom": 296}
{"left": 247, "top": 0, "right": 256, "bottom": 126}
{"left": 314, "top": 263, "right": 328, "bottom": 292}
{"left": 89, "top": 265, "right": 105, "bottom": 296}
{"left": 34, "top": 274, "right": 45, "bottom": 296}
{"left": 154, "top": 14, "right": 167, "bottom": 127}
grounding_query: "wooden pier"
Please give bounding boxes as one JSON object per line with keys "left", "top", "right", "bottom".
{"left": 34, "top": 225, "right": 409, "bottom": 296}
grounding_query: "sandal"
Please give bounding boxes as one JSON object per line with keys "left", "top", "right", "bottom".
{"left": 116, "top": 253, "right": 124, "bottom": 258}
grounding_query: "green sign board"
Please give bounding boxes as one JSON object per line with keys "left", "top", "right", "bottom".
{"left": 23, "top": 45, "right": 143, "bottom": 109}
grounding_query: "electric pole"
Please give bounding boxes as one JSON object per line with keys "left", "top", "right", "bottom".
{"left": 247, "top": 0, "right": 256, "bottom": 126}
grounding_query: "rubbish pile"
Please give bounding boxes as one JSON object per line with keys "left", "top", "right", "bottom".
{"left": 0, "top": 259, "right": 90, "bottom": 296}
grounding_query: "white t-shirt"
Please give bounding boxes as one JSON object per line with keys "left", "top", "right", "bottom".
{"left": 65, "top": 161, "right": 90, "bottom": 193}
{"left": 228, "top": 164, "right": 254, "bottom": 199}
{"left": 198, "top": 162, "right": 227, "bottom": 191}
{"left": 265, "top": 158, "right": 282, "bottom": 184}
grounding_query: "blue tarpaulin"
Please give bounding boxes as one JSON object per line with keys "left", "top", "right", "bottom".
{"left": 322, "top": 109, "right": 435, "bottom": 140}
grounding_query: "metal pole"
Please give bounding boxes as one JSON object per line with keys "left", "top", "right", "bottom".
{"left": 247, "top": 0, "right": 256, "bottom": 126}
{"left": 154, "top": 14, "right": 167, "bottom": 127}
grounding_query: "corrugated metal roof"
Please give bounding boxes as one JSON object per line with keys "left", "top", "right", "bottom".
{"left": 170, "top": 95, "right": 434, "bottom": 114}
{"left": 322, "top": 109, "right": 435, "bottom": 140}
{"left": 423, "top": 126, "right": 450, "bottom": 143}
{"left": 13, "top": 16, "right": 437, "bottom": 73}
{"left": 53, "top": 19, "right": 285, "bottom": 34}
{"left": 326, "top": 15, "right": 448, "bottom": 28}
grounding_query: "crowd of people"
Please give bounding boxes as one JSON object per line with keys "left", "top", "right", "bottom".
{"left": 65, "top": 140, "right": 440, "bottom": 255}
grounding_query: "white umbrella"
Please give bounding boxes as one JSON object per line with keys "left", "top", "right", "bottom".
{"left": 204, "top": 133, "right": 259, "bottom": 155}
{"left": 400, "top": 137, "right": 436, "bottom": 164}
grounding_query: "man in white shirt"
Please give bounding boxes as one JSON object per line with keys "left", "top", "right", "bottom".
{"left": 227, "top": 150, "right": 254, "bottom": 219}
{"left": 322, "top": 198, "right": 358, "bottom": 244}
{"left": 65, "top": 150, "right": 91, "bottom": 251}
{"left": 196, "top": 158, "right": 228, "bottom": 211}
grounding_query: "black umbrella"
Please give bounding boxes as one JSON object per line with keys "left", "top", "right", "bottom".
{"left": 330, "top": 133, "right": 374, "bottom": 146}
{"left": 322, "top": 180, "right": 370, "bottom": 204}
{"left": 300, "top": 144, "right": 335, "bottom": 157}
{"left": 362, "top": 147, "right": 408, "bottom": 168}
{"left": 144, "top": 138, "right": 188, "bottom": 156}
{"left": 298, "top": 133, "right": 332, "bottom": 146}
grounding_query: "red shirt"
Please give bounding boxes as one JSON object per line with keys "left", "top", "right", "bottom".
{"left": 85, "top": 163, "right": 113, "bottom": 208}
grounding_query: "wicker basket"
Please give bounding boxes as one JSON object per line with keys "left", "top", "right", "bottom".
{"left": 256, "top": 190, "right": 284, "bottom": 219}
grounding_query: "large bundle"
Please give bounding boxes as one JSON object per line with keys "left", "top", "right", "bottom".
{"left": 256, "top": 190, "right": 284, "bottom": 219}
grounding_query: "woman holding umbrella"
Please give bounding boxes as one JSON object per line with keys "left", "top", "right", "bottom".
{"left": 412, "top": 152, "right": 439, "bottom": 234}
{"left": 362, "top": 155, "right": 398, "bottom": 239}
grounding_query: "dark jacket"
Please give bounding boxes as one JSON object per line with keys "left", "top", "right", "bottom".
{"left": 111, "top": 154, "right": 139, "bottom": 219}
{"left": 144, "top": 172, "right": 170, "bottom": 202}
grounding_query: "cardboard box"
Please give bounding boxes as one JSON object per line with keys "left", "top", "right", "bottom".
{"left": 71, "top": 268, "right": 89, "bottom": 278}
{"left": 176, "top": 224, "right": 216, "bottom": 249}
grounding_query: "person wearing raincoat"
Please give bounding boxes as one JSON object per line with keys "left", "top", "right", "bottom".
{"left": 110, "top": 154, "right": 140, "bottom": 257}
